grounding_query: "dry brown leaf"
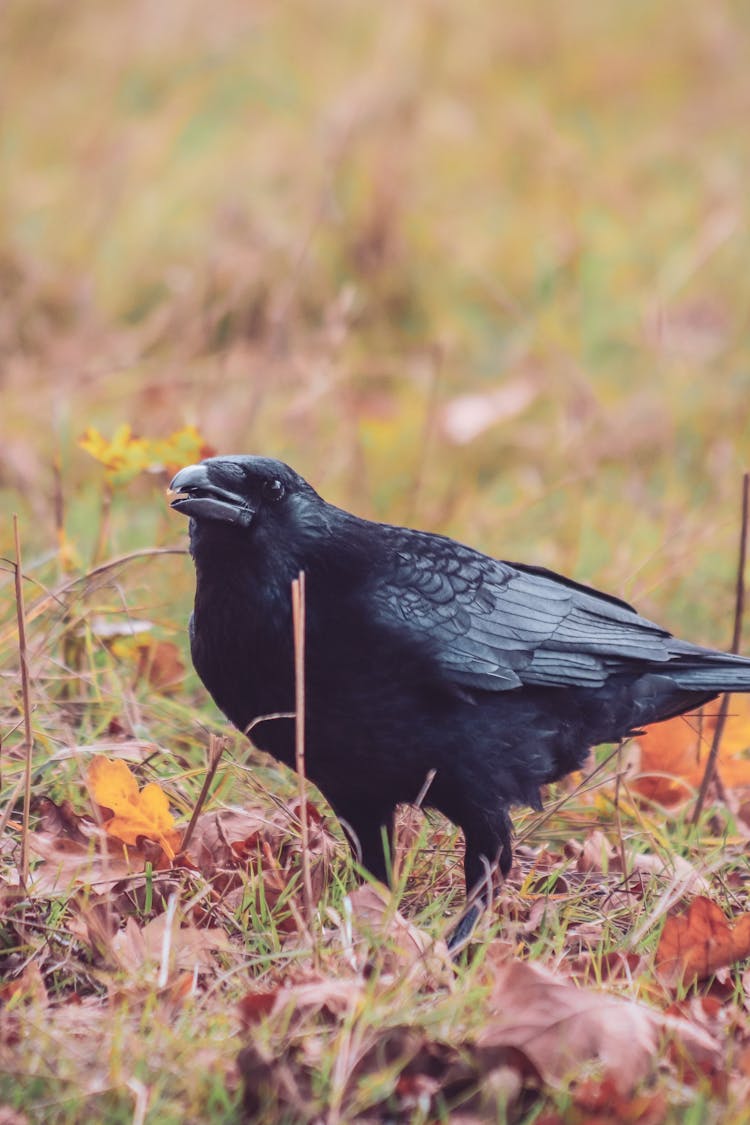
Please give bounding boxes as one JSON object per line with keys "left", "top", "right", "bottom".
{"left": 478, "top": 948, "right": 719, "bottom": 1093}
{"left": 575, "top": 829, "right": 615, "bottom": 873}
{"left": 133, "top": 638, "right": 186, "bottom": 693}
{"left": 183, "top": 803, "right": 337, "bottom": 932}
{"left": 109, "top": 913, "right": 231, "bottom": 977}
{"left": 239, "top": 977, "right": 363, "bottom": 1030}
{"left": 0, "top": 962, "right": 47, "bottom": 1008}
{"left": 630, "top": 851, "right": 709, "bottom": 895}
{"left": 346, "top": 884, "right": 451, "bottom": 979}
{"left": 27, "top": 831, "right": 140, "bottom": 894}
{"left": 238, "top": 988, "right": 279, "bottom": 1026}
{"left": 569, "top": 1075, "right": 669, "bottom": 1125}
{"left": 655, "top": 896, "right": 750, "bottom": 984}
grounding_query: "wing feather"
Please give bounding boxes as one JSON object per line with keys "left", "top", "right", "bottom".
{"left": 372, "top": 528, "right": 674, "bottom": 693}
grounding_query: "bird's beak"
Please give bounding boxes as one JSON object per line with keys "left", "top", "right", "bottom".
{"left": 168, "top": 463, "right": 255, "bottom": 528}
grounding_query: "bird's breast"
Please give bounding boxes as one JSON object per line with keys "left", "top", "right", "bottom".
{"left": 190, "top": 584, "right": 295, "bottom": 737}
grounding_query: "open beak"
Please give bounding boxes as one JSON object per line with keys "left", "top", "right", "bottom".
{"left": 169, "top": 464, "right": 255, "bottom": 528}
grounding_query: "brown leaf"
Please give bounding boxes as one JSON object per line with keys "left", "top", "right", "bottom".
{"left": 478, "top": 948, "right": 718, "bottom": 1093}
{"left": 572, "top": 1076, "right": 668, "bottom": 1124}
{"left": 134, "top": 639, "right": 186, "bottom": 693}
{"left": 655, "top": 896, "right": 750, "bottom": 984}
{"left": 346, "top": 884, "right": 451, "bottom": 979}
{"left": 109, "top": 913, "right": 231, "bottom": 977}
{"left": 575, "top": 829, "right": 615, "bottom": 873}
{"left": 0, "top": 962, "right": 47, "bottom": 1008}
{"left": 33, "top": 796, "right": 90, "bottom": 843}
{"left": 630, "top": 851, "right": 709, "bottom": 895}
{"left": 28, "top": 830, "right": 140, "bottom": 894}
{"left": 238, "top": 988, "right": 279, "bottom": 1027}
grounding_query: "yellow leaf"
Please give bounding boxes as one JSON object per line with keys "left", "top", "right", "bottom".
{"left": 79, "top": 424, "right": 151, "bottom": 482}
{"left": 151, "top": 425, "right": 212, "bottom": 476}
{"left": 79, "top": 423, "right": 211, "bottom": 484}
{"left": 87, "top": 756, "right": 181, "bottom": 859}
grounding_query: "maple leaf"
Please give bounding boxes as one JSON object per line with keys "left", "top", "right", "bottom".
{"left": 87, "top": 756, "right": 182, "bottom": 859}
{"left": 478, "top": 947, "right": 719, "bottom": 1094}
{"left": 631, "top": 702, "right": 750, "bottom": 806}
{"left": 655, "top": 896, "right": 750, "bottom": 984}
{"left": 150, "top": 424, "right": 214, "bottom": 477}
{"left": 78, "top": 424, "right": 151, "bottom": 482}
{"left": 79, "top": 423, "right": 210, "bottom": 484}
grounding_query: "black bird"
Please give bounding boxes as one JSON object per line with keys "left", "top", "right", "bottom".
{"left": 170, "top": 455, "right": 750, "bottom": 928}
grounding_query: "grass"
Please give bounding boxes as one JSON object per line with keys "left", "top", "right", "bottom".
{"left": 2, "top": 0, "right": 750, "bottom": 1119}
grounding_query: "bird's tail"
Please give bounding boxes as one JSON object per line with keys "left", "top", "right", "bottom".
{"left": 666, "top": 640, "right": 750, "bottom": 692}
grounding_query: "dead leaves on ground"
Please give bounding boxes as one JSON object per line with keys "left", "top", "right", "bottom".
{"left": 9, "top": 756, "right": 750, "bottom": 1120}
{"left": 235, "top": 940, "right": 724, "bottom": 1121}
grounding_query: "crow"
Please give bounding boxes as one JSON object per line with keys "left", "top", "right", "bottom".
{"left": 170, "top": 455, "right": 750, "bottom": 936}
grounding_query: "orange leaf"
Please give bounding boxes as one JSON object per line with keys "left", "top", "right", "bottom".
{"left": 632, "top": 702, "right": 750, "bottom": 806}
{"left": 655, "top": 896, "right": 750, "bottom": 984}
{"left": 87, "top": 756, "right": 181, "bottom": 859}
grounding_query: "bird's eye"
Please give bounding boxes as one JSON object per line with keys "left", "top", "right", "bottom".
{"left": 263, "top": 478, "right": 285, "bottom": 502}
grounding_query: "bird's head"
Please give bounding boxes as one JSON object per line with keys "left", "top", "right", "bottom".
{"left": 169, "top": 455, "right": 326, "bottom": 558}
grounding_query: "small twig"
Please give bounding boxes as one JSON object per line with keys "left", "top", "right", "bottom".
{"left": 613, "top": 740, "right": 631, "bottom": 892}
{"left": 692, "top": 470, "right": 750, "bottom": 825}
{"left": 13, "top": 515, "right": 34, "bottom": 889}
{"left": 391, "top": 768, "right": 437, "bottom": 885}
{"left": 291, "top": 571, "right": 315, "bottom": 935}
{"left": 180, "top": 735, "right": 227, "bottom": 855}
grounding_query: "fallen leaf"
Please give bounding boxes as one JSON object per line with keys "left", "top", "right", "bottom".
{"left": 87, "top": 756, "right": 182, "bottom": 859}
{"left": 655, "top": 896, "right": 750, "bottom": 984}
{"left": 571, "top": 1075, "right": 668, "bottom": 1124}
{"left": 478, "top": 947, "right": 719, "bottom": 1093}
{"left": 28, "top": 830, "right": 140, "bottom": 894}
{"left": 0, "top": 963, "right": 47, "bottom": 1008}
{"left": 632, "top": 703, "right": 750, "bottom": 806}
{"left": 109, "top": 913, "right": 231, "bottom": 977}
{"left": 345, "top": 884, "right": 451, "bottom": 979}
{"left": 238, "top": 988, "right": 279, "bottom": 1026}
{"left": 630, "top": 851, "right": 709, "bottom": 895}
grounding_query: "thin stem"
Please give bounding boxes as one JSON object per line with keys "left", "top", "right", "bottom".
{"left": 692, "top": 470, "right": 750, "bottom": 825}
{"left": 291, "top": 571, "right": 314, "bottom": 936}
{"left": 13, "top": 515, "right": 34, "bottom": 889}
{"left": 180, "top": 735, "right": 226, "bottom": 856}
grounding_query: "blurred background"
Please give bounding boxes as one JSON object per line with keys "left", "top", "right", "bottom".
{"left": 2, "top": 0, "right": 750, "bottom": 640}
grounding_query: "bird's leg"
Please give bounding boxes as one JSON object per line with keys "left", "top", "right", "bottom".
{"left": 447, "top": 808, "right": 512, "bottom": 952}
{"left": 333, "top": 801, "right": 395, "bottom": 885}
